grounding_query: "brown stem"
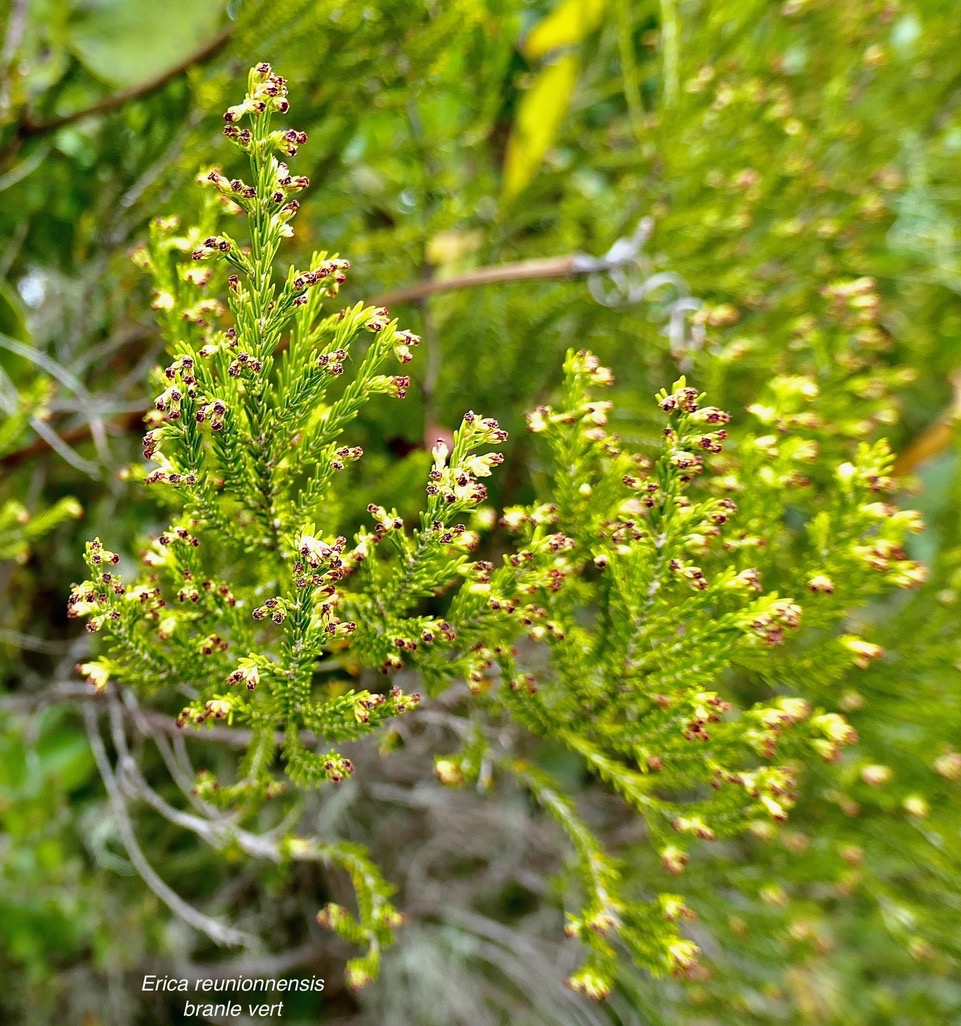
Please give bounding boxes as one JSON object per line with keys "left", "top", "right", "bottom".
{"left": 0, "top": 252, "right": 590, "bottom": 470}
{"left": 893, "top": 370, "right": 961, "bottom": 475}
{"left": 374, "top": 255, "right": 578, "bottom": 306}
{"left": 15, "top": 26, "right": 234, "bottom": 139}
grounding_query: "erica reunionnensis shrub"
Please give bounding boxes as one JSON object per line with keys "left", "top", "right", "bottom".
{"left": 68, "top": 65, "right": 927, "bottom": 997}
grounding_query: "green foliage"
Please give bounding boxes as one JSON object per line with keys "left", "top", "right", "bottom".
{"left": 0, "top": 383, "right": 81, "bottom": 561}
{"left": 0, "top": 708, "right": 113, "bottom": 1024}
{"left": 437, "top": 350, "right": 926, "bottom": 996}
{"left": 67, "top": 0, "right": 224, "bottom": 89}
{"left": 68, "top": 65, "right": 932, "bottom": 999}
{"left": 3, "top": 2, "right": 961, "bottom": 1023}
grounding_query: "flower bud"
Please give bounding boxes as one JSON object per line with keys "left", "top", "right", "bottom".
{"left": 903, "top": 795, "right": 928, "bottom": 818}
{"left": 840, "top": 635, "right": 884, "bottom": 669}
{"left": 565, "top": 966, "right": 612, "bottom": 1001}
{"left": 934, "top": 751, "right": 961, "bottom": 781}
{"left": 364, "top": 307, "right": 390, "bottom": 332}
{"left": 78, "top": 661, "right": 110, "bottom": 693}
{"left": 860, "top": 764, "right": 893, "bottom": 787}
{"left": 434, "top": 758, "right": 464, "bottom": 786}
{"left": 526, "top": 406, "right": 551, "bottom": 433}
{"left": 666, "top": 939, "right": 700, "bottom": 978}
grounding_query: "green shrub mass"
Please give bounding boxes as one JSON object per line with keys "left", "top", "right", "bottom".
{"left": 2, "top": 3, "right": 961, "bottom": 1024}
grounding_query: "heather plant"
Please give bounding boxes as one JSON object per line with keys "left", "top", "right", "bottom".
{"left": 0, "top": 380, "right": 83, "bottom": 680}
{"left": 0, "top": 382, "right": 82, "bottom": 563}
{"left": 65, "top": 65, "right": 934, "bottom": 1000}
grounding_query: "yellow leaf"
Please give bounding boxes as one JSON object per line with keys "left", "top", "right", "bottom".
{"left": 502, "top": 54, "right": 580, "bottom": 202}
{"left": 426, "top": 230, "right": 484, "bottom": 266}
{"left": 523, "top": 0, "right": 608, "bottom": 60}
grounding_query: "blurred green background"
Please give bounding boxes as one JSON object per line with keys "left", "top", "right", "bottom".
{"left": 2, "top": 0, "right": 961, "bottom": 1023}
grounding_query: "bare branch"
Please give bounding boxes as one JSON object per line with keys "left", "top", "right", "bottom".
{"left": 16, "top": 28, "right": 234, "bottom": 139}
{"left": 374, "top": 255, "right": 578, "bottom": 306}
{"left": 83, "top": 702, "right": 256, "bottom": 948}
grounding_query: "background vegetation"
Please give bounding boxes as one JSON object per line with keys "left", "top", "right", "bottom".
{"left": 1, "top": 0, "right": 960, "bottom": 1023}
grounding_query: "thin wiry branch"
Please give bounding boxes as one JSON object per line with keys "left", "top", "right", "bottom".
{"left": 86, "top": 695, "right": 345, "bottom": 868}
{"left": 106, "top": 697, "right": 234, "bottom": 837}
{"left": 0, "top": 628, "right": 77, "bottom": 655}
{"left": 117, "top": 688, "right": 230, "bottom": 819}
{"left": 82, "top": 702, "right": 256, "bottom": 948}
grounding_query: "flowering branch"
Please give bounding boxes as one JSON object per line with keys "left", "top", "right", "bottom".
{"left": 67, "top": 64, "right": 929, "bottom": 997}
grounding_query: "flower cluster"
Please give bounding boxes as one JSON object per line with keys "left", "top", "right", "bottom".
{"left": 425, "top": 415, "right": 507, "bottom": 516}
{"left": 428, "top": 350, "right": 925, "bottom": 995}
